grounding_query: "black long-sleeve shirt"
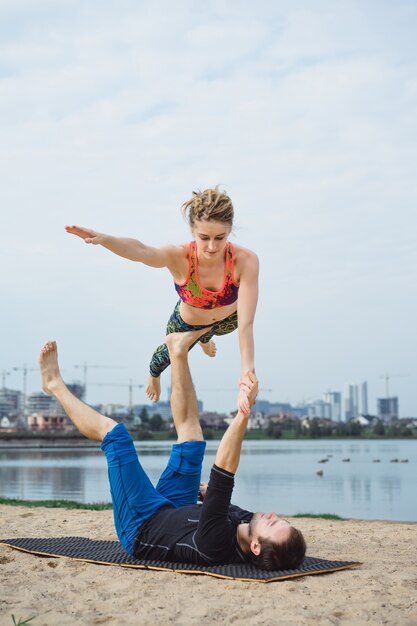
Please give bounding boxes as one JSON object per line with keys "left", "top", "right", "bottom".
{"left": 133, "top": 464, "right": 253, "bottom": 565}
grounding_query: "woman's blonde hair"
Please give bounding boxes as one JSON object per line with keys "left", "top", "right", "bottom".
{"left": 181, "top": 186, "right": 234, "bottom": 228}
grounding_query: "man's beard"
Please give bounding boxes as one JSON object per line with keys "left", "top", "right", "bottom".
{"left": 248, "top": 512, "right": 260, "bottom": 537}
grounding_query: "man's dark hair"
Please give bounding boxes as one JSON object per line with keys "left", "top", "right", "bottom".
{"left": 250, "top": 527, "right": 307, "bottom": 571}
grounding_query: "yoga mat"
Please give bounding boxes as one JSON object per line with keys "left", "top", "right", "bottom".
{"left": 0, "top": 537, "right": 361, "bottom": 583}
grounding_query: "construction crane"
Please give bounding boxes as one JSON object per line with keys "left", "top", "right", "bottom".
{"left": 13, "top": 364, "right": 37, "bottom": 408}
{"left": 91, "top": 381, "right": 144, "bottom": 416}
{"left": 73, "top": 362, "right": 126, "bottom": 400}
{"left": 1, "top": 370, "right": 10, "bottom": 389}
{"left": 380, "top": 374, "right": 408, "bottom": 398}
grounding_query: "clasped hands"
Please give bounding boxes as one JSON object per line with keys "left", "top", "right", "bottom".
{"left": 237, "top": 371, "right": 258, "bottom": 416}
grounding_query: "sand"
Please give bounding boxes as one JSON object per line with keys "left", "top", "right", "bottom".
{"left": 0, "top": 505, "right": 416, "bottom": 626}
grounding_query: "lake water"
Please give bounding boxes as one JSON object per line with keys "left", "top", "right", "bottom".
{"left": 1, "top": 439, "right": 416, "bottom": 522}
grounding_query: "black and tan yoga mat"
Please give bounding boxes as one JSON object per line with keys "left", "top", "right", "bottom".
{"left": 0, "top": 537, "right": 361, "bottom": 583}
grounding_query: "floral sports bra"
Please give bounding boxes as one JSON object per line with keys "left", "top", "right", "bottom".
{"left": 174, "top": 241, "right": 240, "bottom": 310}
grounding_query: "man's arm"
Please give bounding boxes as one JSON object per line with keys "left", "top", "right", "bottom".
{"left": 214, "top": 372, "right": 258, "bottom": 474}
{"left": 193, "top": 373, "right": 257, "bottom": 562}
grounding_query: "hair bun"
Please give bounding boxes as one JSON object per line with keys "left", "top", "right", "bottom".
{"left": 181, "top": 186, "right": 234, "bottom": 228}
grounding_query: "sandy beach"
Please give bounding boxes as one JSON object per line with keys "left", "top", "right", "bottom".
{"left": 0, "top": 506, "right": 416, "bottom": 626}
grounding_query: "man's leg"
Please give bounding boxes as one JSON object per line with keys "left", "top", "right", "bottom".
{"left": 165, "top": 329, "right": 211, "bottom": 443}
{"left": 39, "top": 341, "right": 116, "bottom": 441}
{"left": 154, "top": 330, "right": 210, "bottom": 506}
{"left": 39, "top": 341, "right": 169, "bottom": 555}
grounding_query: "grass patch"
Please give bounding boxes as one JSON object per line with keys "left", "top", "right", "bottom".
{"left": 292, "top": 513, "right": 346, "bottom": 520}
{"left": 0, "top": 497, "right": 112, "bottom": 510}
{"left": 0, "top": 499, "right": 347, "bottom": 519}
{"left": 12, "top": 616, "right": 36, "bottom": 626}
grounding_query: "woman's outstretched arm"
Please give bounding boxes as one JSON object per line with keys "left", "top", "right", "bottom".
{"left": 65, "top": 225, "right": 180, "bottom": 268}
{"left": 236, "top": 250, "right": 259, "bottom": 413}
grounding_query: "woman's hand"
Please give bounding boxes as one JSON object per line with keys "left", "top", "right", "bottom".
{"left": 65, "top": 225, "right": 104, "bottom": 245}
{"left": 66, "top": 226, "right": 181, "bottom": 267}
{"left": 238, "top": 372, "right": 258, "bottom": 415}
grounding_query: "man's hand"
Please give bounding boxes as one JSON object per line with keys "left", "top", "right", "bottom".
{"left": 237, "top": 386, "right": 250, "bottom": 415}
{"left": 198, "top": 482, "right": 208, "bottom": 502}
{"left": 237, "top": 371, "right": 258, "bottom": 416}
{"left": 65, "top": 225, "right": 104, "bottom": 245}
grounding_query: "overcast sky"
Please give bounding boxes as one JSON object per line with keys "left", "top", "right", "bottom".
{"left": 1, "top": 0, "right": 416, "bottom": 416}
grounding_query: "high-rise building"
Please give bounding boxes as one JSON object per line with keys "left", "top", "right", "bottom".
{"left": 306, "top": 400, "right": 331, "bottom": 418}
{"left": 344, "top": 382, "right": 368, "bottom": 420}
{"left": 358, "top": 382, "right": 368, "bottom": 415}
{"left": 344, "top": 384, "right": 354, "bottom": 421}
{"left": 377, "top": 397, "right": 399, "bottom": 422}
{"left": 323, "top": 392, "right": 342, "bottom": 422}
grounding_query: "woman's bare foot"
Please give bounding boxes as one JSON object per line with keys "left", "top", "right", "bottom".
{"left": 38, "top": 341, "right": 63, "bottom": 395}
{"left": 146, "top": 375, "right": 161, "bottom": 402}
{"left": 199, "top": 340, "right": 217, "bottom": 358}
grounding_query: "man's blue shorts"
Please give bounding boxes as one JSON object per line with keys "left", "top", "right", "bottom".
{"left": 101, "top": 422, "right": 206, "bottom": 555}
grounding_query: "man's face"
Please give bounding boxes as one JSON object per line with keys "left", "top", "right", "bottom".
{"left": 249, "top": 512, "right": 291, "bottom": 545}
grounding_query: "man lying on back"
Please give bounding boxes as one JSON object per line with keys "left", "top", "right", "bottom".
{"left": 39, "top": 329, "right": 306, "bottom": 570}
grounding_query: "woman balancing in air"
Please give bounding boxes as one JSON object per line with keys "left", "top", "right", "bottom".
{"left": 66, "top": 187, "right": 259, "bottom": 412}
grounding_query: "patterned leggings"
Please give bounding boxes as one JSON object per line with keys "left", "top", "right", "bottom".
{"left": 149, "top": 300, "right": 238, "bottom": 377}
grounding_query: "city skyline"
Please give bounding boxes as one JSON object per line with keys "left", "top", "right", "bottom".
{"left": 0, "top": 371, "right": 409, "bottom": 420}
{"left": 1, "top": 2, "right": 416, "bottom": 418}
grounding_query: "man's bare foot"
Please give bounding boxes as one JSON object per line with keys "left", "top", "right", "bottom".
{"left": 165, "top": 328, "right": 213, "bottom": 357}
{"left": 199, "top": 340, "right": 217, "bottom": 358}
{"left": 146, "top": 375, "right": 161, "bottom": 402}
{"left": 39, "top": 341, "right": 63, "bottom": 395}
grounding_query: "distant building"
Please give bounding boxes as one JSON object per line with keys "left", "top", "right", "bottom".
{"left": 0, "top": 394, "right": 13, "bottom": 417}
{"left": 27, "top": 392, "right": 57, "bottom": 415}
{"left": 377, "top": 397, "right": 399, "bottom": 422}
{"left": 133, "top": 398, "right": 203, "bottom": 424}
{"left": 67, "top": 383, "right": 85, "bottom": 400}
{"left": 0, "top": 416, "right": 17, "bottom": 432}
{"left": 323, "top": 392, "right": 342, "bottom": 422}
{"left": 307, "top": 399, "right": 331, "bottom": 419}
{"left": 101, "top": 404, "right": 129, "bottom": 419}
{"left": 352, "top": 415, "right": 372, "bottom": 426}
{"left": 358, "top": 382, "right": 368, "bottom": 416}
{"left": 289, "top": 405, "right": 309, "bottom": 419}
{"left": 252, "top": 399, "right": 292, "bottom": 415}
{"left": 252, "top": 399, "right": 272, "bottom": 414}
{"left": 269, "top": 413, "right": 301, "bottom": 429}
{"left": 0, "top": 388, "right": 24, "bottom": 417}
{"left": 301, "top": 417, "right": 334, "bottom": 431}
{"left": 149, "top": 401, "right": 172, "bottom": 421}
{"left": 344, "top": 382, "right": 368, "bottom": 421}
{"left": 27, "top": 413, "right": 68, "bottom": 432}
{"left": 247, "top": 411, "right": 269, "bottom": 430}
{"left": 200, "top": 411, "right": 228, "bottom": 430}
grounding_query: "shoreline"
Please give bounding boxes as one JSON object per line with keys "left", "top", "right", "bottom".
{"left": 1, "top": 504, "right": 416, "bottom": 625}
{"left": 1, "top": 433, "right": 416, "bottom": 448}
{"left": 1, "top": 498, "right": 416, "bottom": 525}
